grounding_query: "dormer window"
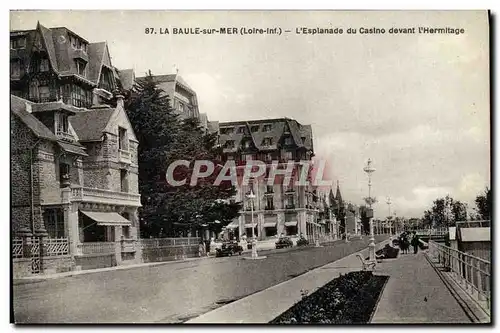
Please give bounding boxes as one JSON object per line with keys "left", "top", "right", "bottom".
{"left": 301, "top": 136, "right": 306, "bottom": 144}
{"left": 75, "top": 59, "right": 87, "bottom": 76}
{"left": 70, "top": 34, "right": 87, "bottom": 53}
{"left": 263, "top": 124, "right": 272, "bottom": 132}
{"left": 251, "top": 125, "right": 260, "bottom": 132}
{"left": 57, "top": 113, "right": 69, "bottom": 134}
{"left": 262, "top": 137, "right": 273, "bottom": 146}
{"left": 238, "top": 126, "right": 246, "bottom": 134}
{"left": 224, "top": 140, "right": 235, "bottom": 149}
{"left": 284, "top": 137, "right": 293, "bottom": 145}
{"left": 40, "top": 58, "right": 50, "bottom": 72}
{"left": 220, "top": 127, "right": 234, "bottom": 135}
{"left": 99, "top": 67, "right": 114, "bottom": 92}
{"left": 10, "top": 37, "right": 26, "bottom": 49}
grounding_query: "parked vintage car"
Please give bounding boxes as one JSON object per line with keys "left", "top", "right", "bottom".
{"left": 215, "top": 241, "right": 244, "bottom": 257}
{"left": 296, "top": 237, "right": 310, "bottom": 247}
{"left": 276, "top": 236, "right": 294, "bottom": 249}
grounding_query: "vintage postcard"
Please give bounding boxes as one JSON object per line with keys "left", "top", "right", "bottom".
{"left": 10, "top": 10, "right": 491, "bottom": 324}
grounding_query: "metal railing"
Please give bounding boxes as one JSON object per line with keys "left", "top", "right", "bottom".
{"left": 77, "top": 242, "right": 116, "bottom": 255}
{"left": 140, "top": 237, "right": 201, "bottom": 248}
{"left": 12, "top": 238, "right": 23, "bottom": 258}
{"left": 414, "top": 228, "right": 448, "bottom": 236}
{"left": 44, "top": 237, "right": 69, "bottom": 256}
{"left": 428, "top": 240, "right": 491, "bottom": 316}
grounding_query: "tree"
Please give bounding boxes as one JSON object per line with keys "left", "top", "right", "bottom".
{"left": 422, "top": 195, "right": 468, "bottom": 228}
{"left": 474, "top": 187, "right": 491, "bottom": 220}
{"left": 125, "top": 71, "right": 242, "bottom": 238}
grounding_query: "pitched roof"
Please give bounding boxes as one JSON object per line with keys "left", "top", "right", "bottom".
{"left": 70, "top": 108, "right": 115, "bottom": 141}
{"left": 87, "top": 42, "right": 106, "bottom": 84}
{"left": 11, "top": 95, "right": 58, "bottom": 141}
{"left": 118, "top": 69, "right": 135, "bottom": 90}
{"left": 37, "top": 22, "right": 59, "bottom": 74}
{"left": 219, "top": 118, "right": 314, "bottom": 153}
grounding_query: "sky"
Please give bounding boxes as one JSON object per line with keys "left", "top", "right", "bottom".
{"left": 10, "top": 10, "right": 490, "bottom": 219}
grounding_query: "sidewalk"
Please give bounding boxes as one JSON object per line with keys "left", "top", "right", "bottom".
{"left": 186, "top": 238, "right": 392, "bottom": 323}
{"left": 13, "top": 256, "right": 210, "bottom": 285}
{"left": 371, "top": 251, "right": 472, "bottom": 323}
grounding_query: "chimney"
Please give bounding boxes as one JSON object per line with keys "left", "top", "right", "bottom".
{"left": 116, "top": 94, "right": 124, "bottom": 109}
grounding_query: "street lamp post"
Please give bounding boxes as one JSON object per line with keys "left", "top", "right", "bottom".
{"left": 246, "top": 189, "right": 258, "bottom": 259}
{"left": 386, "top": 197, "right": 392, "bottom": 236}
{"left": 363, "top": 158, "right": 377, "bottom": 264}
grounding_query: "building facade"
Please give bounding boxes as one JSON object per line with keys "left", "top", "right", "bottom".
{"left": 11, "top": 23, "right": 141, "bottom": 278}
{"left": 217, "top": 118, "right": 324, "bottom": 241}
{"left": 136, "top": 73, "right": 214, "bottom": 129}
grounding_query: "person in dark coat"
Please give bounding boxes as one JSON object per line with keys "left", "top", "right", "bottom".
{"left": 410, "top": 232, "right": 420, "bottom": 254}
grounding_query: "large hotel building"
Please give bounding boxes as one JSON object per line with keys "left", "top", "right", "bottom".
{"left": 217, "top": 118, "right": 329, "bottom": 241}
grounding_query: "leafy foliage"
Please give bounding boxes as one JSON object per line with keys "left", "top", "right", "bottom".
{"left": 125, "top": 71, "right": 242, "bottom": 237}
{"left": 421, "top": 195, "right": 467, "bottom": 228}
{"left": 473, "top": 187, "right": 491, "bottom": 220}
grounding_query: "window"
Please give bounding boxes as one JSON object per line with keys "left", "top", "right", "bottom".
{"left": 40, "top": 58, "right": 50, "bottom": 72}
{"left": 220, "top": 127, "right": 234, "bottom": 135}
{"left": 122, "top": 226, "right": 130, "bottom": 239}
{"left": 284, "top": 151, "right": 293, "bottom": 161}
{"left": 38, "top": 86, "right": 50, "bottom": 102}
{"left": 285, "top": 195, "right": 295, "bottom": 208}
{"left": 10, "top": 60, "right": 20, "bottom": 78}
{"left": 263, "top": 124, "right": 272, "bottom": 132}
{"left": 244, "top": 140, "right": 251, "bottom": 148}
{"left": 75, "top": 59, "right": 87, "bottom": 76}
{"left": 251, "top": 125, "right": 260, "bottom": 132}
{"left": 224, "top": 140, "right": 235, "bottom": 149}
{"left": 118, "top": 127, "right": 128, "bottom": 150}
{"left": 266, "top": 185, "right": 273, "bottom": 193}
{"left": 262, "top": 138, "right": 273, "bottom": 146}
{"left": 10, "top": 37, "right": 26, "bottom": 49}
{"left": 265, "top": 153, "right": 273, "bottom": 162}
{"left": 69, "top": 84, "right": 90, "bottom": 108}
{"left": 70, "top": 35, "right": 87, "bottom": 52}
{"left": 57, "top": 113, "right": 69, "bottom": 134}
{"left": 245, "top": 154, "right": 254, "bottom": 161}
{"left": 301, "top": 136, "right": 306, "bottom": 144}
{"left": 59, "top": 163, "right": 70, "bottom": 185}
{"left": 120, "top": 169, "right": 129, "bottom": 192}
{"left": 99, "top": 67, "right": 114, "bottom": 92}
{"left": 266, "top": 197, "right": 274, "bottom": 210}
{"left": 44, "top": 208, "right": 65, "bottom": 238}
{"left": 238, "top": 126, "right": 246, "bottom": 133}
{"left": 284, "top": 137, "right": 293, "bottom": 145}
{"left": 178, "top": 102, "right": 184, "bottom": 112}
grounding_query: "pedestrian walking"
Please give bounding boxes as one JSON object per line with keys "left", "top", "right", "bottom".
{"left": 198, "top": 241, "right": 206, "bottom": 257}
{"left": 411, "top": 232, "right": 419, "bottom": 254}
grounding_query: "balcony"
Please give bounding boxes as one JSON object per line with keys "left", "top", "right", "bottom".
{"left": 119, "top": 149, "right": 131, "bottom": 164}
{"left": 56, "top": 130, "right": 75, "bottom": 142}
{"left": 71, "top": 187, "right": 141, "bottom": 207}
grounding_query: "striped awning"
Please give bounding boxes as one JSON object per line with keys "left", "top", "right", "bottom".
{"left": 80, "top": 210, "right": 131, "bottom": 226}
{"left": 285, "top": 221, "right": 297, "bottom": 227}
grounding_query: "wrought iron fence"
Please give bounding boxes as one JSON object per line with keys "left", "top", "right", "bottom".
{"left": 428, "top": 240, "right": 491, "bottom": 316}
{"left": 44, "top": 238, "right": 69, "bottom": 256}
{"left": 77, "top": 242, "right": 116, "bottom": 255}
{"left": 12, "top": 238, "right": 23, "bottom": 258}
{"left": 140, "top": 237, "right": 201, "bottom": 248}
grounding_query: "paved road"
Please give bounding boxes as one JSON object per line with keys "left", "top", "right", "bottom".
{"left": 13, "top": 235, "right": 388, "bottom": 323}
